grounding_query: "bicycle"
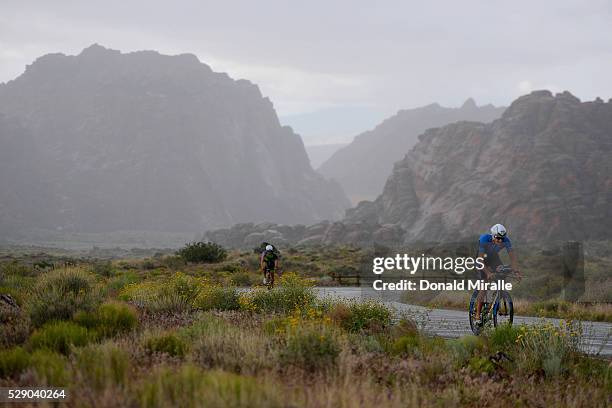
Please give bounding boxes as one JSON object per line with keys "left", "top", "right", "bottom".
{"left": 263, "top": 267, "right": 282, "bottom": 290}
{"left": 469, "top": 266, "right": 518, "bottom": 335}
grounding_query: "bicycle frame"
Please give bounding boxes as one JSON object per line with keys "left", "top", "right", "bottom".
{"left": 469, "top": 266, "right": 516, "bottom": 334}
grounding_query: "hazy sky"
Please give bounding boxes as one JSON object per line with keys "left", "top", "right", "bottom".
{"left": 1, "top": 1, "right": 611, "bottom": 144}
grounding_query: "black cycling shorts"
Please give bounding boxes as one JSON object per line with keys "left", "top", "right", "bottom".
{"left": 478, "top": 248, "right": 502, "bottom": 280}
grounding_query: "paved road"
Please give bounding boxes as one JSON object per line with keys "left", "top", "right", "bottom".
{"left": 314, "top": 287, "right": 612, "bottom": 358}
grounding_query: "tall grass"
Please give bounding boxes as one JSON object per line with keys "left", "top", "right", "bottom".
{"left": 140, "top": 366, "right": 284, "bottom": 408}
{"left": 239, "top": 273, "right": 315, "bottom": 314}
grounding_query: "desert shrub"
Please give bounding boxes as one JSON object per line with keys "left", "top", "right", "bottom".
{"left": 337, "top": 300, "right": 392, "bottom": 333}
{"left": 141, "top": 259, "right": 159, "bottom": 270}
{"left": 193, "top": 286, "right": 240, "bottom": 311}
{"left": 515, "top": 321, "right": 581, "bottom": 377}
{"left": 241, "top": 273, "right": 315, "bottom": 314}
{"left": 448, "top": 335, "right": 486, "bottom": 366}
{"left": 92, "top": 261, "right": 115, "bottom": 277}
{"left": 0, "top": 347, "right": 31, "bottom": 378}
{"left": 231, "top": 271, "right": 254, "bottom": 286}
{"left": 392, "top": 332, "right": 422, "bottom": 355}
{"left": 351, "top": 333, "right": 384, "bottom": 353}
{"left": 0, "top": 274, "right": 35, "bottom": 305}
{"left": 30, "top": 350, "right": 70, "bottom": 386}
{"left": 29, "top": 321, "right": 92, "bottom": 355}
{"left": 75, "top": 342, "right": 130, "bottom": 390}
{"left": 177, "top": 242, "right": 227, "bottom": 263}
{"left": 468, "top": 356, "right": 496, "bottom": 375}
{"left": 28, "top": 267, "right": 101, "bottom": 327}
{"left": 140, "top": 366, "right": 283, "bottom": 408}
{"left": 280, "top": 324, "right": 340, "bottom": 372}
{"left": 0, "top": 303, "right": 31, "bottom": 348}
{"left": 120, "top": 272, "right": 201, "bottom": 313}
{"left": 145, "top": 332, "right": 187, "bottom": 358}
{"left": 74, "top": 301, "right": 138, "bottom": 338}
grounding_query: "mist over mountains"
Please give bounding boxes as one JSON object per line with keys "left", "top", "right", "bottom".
{"left": 0, "top": 45, "right": 349, "bottom": 237}
{"left": 206, "top": 90, "right": 612, "bottom": 247}
{"left": 318, "top": 100, "right": 505, "bottom": 203}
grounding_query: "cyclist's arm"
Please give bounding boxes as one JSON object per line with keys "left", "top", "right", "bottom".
{"left": 508, "top": 250, "right": 520, "bottom": 275}
{"left": 504, "top": 238, "right": 520, "bottom": 275}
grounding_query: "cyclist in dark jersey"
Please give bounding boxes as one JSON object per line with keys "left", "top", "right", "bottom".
{"left": 474, "top": 224, "right": 521, "bottom": 321}
{"left": 260, "top": 244, "right": 279, "bottom": 286}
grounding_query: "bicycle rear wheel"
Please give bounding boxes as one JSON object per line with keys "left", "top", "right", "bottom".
{"left": 493, "top": 291, "right": 513, "bottom": 327}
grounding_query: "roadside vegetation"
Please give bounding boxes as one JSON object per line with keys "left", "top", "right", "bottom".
{"left": 0, "top": 245, "right": 610, "bottom": 407}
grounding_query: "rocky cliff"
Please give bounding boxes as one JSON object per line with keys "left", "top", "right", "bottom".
{"left": 346, "top": 90, "right": 612, "bottom": 242}
{"left": 318, "top": 100, "right": 505, "bottom": 203}
{"left": 0, "top": 45, "right": 350, "bottom": 236}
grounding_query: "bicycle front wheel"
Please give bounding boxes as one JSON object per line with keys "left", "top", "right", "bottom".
{"left": 468, "top": 290, "right": 482, "bottom": 335}
{"left": 493, "top": 291, "right": 513, "bottom": 328}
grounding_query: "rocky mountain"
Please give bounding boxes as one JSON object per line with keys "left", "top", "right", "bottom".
{"left": 318, "top": 100, "right": 505, "bottom": 203}
{"left": 0, "top": 45, "right": 350, "bottom": 236}
{"left": 346, "top": 90, "right": 612, "bottom": 242}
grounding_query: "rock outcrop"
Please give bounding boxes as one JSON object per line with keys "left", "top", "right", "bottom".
{"left": 346, "top": 90, "right": 612, "bottom": 242}
{"left": 0, "top": 45, "right": 350, "bottom": 236}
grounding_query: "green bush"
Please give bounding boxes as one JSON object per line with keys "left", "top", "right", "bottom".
{"left": 194, "top": 287, "right": 240, "bottom": 311}
{"left": 340, "top": 301, "right": 392, "bottom": 333}
{"left": 30, "top": 321, "right": 92, "bottom": 355}
{"left": 280, "top": 324, "right": 340, "bottom": 372}
{"left": 177, "top": 242, "right": 227, "bottom": 263}
{"left": 145, "top": 332, "right": 187, "bottom": 358}
{"left": 0, "top": 347, "right": 31, "bottom": 378}
{"left": 74, "top": 301, "right": 137, "bottom": 338}
{"left": 27, "top": 267, "right": 101, "bottom": 327}
{"left": 488, "top": 324, "right": 520, "bottom": 351}
{"left": 140, "top": 366, "right": 283, "bottom": 408}
{"left": 30, "top": 350, "right": 70, "bottom": 386}
{"left": 75, "top": 343, "right": 130, "bottom": 390}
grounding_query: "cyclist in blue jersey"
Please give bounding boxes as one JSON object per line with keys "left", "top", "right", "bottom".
{"left": 474, "top": 224, "right": 521, "bottom": 322}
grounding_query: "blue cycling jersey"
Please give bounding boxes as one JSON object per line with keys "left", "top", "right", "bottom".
{"left": 478, "top": 233, "right": 512, "bottom": 255}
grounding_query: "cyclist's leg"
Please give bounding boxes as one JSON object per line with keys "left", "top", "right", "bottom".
{"left": 475, "top": 268, "right": 486, "bottom": 319}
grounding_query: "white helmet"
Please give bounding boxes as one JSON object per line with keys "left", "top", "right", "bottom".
{"left": 265, "top": 244, "right": 274, "bottom": 251}
{"left": 490, "top": 224, "right": 507, "bottom": 239}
